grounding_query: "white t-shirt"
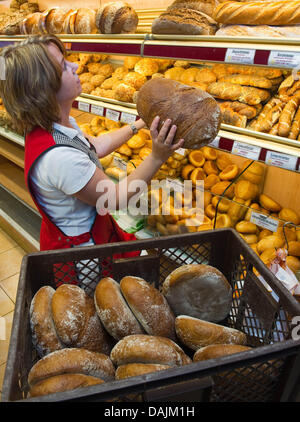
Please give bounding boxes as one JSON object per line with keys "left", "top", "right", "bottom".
{"left": 30, "top": 116, "right": 97, "bottom": 237}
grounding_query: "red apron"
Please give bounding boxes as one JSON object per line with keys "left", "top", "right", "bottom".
{"left": 24, "top": 126, "right": 139, "bottom": 286}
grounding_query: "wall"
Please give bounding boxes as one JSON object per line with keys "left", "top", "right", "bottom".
{"left": 30, "top": 0, "right": 168, "bottom": 11}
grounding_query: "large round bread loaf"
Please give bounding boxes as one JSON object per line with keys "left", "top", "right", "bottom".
{"left": 110, "top": 334, "right": 192, "bottom": 367}
{"left": 51, "top": 284, "right": 112, "bottom": 354}
{"left": 136, "top": 78, "right": 221, "bottom": 149}
{"left": 30, "top": 286, "right": 64, "bottom": 357}
{"left": 193, "top": 344, "right": 251, "bottom": 362}
{"left": 29, "top": 373, "right": 104, "bottom": 397}
{"left": 115, "top": 363, "right": 171, "bottom": 380}
{"left": 95, "top": 2, "right": 138, "bottom": 34}
{"left": 28, "top": 348, "right": 115, "bottom": 387}
{"left": 94, "top": 277, "right": 144, "bottom": 341}
{"left": 162, "top": 264, "right": 232, "bottom": 322}
{"left": 120, "top": 276, "right": 176, "bottom": 340}
{"left": 175, "top": 315, "right": 247, "bottom": 350}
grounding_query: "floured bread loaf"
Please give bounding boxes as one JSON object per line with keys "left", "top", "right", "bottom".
{"left": 40, "top": 8, "right": 68, "bottom": 34}
{"left": 115, "top": 363, "right": 171, "bottom": 380}
{"left": 167, "top": 0, "right": 220, "bottom": 18}
{"left": 30, "top": 286, "right": 64, "bottom": 357}
{"left": 74, "top": 8, "right": 98, "bottom": 34}
{"left": 136, "top": 78, "right": 221, "bottom": 149}
{"left": 51, "top": 284, "right": 112, "bottom": 355}
{"left": 110, "top": 334, "right": 192, "bottom": 367}
{"left": 95, "top": 2, "right": 138, "bottom": 34}
{"left": 120, "top": 276, "right": 176, "bottom": 340}
{"left": 152, "top": 8, "right": 218, "bottom": 35}
{"left": 94, "top": 277, "right": 145, "bottom": 341}
{"left": 162, "top": 264, "right": 232, "bottom": 322}
{"left": 175, "top": 315, "right": 247, "bottom": 350}
{"left": 193, "top": 344, "right": 251, "bottom": 361}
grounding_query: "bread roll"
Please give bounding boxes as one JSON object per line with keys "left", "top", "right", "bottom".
{"left": 136, "top": 78, "right": 221, "bottom": 149}
{"left": 110, "top": 334, "right": 192, "bottom": 367}
{"left": 30, "top": 286, "right": 64, "bottom": 358}
{"left": 94, "top": 277, "right": 144, "bottom": 341}
{"left": 175, "top": 315, "right": 247, "bottom": 350}
{"left": 29, "top": 373, "right": 104, "bottom": 398}
{"left": 279, "top": 208, "right": 300, "bottom": 225}
{"left": 162, "top": 264, "right": 232, "bottom": 322}
{"left": 28, "top": 348, "right": 115, "bottom": 387}
{"left": 51, "top": 284, "right": 112, "bottom": 354}
{"left": 213, "top": 1, "right": 300, "bottom": 25}
{"left": 152, "top": 8, "right": 218, "bottom": 35}
{"left": 193, "top": 344, "right": 251, "bottom": 361}
{"left": 115, "top": 363, "right": 171, "bottom": 380}
{"left": 259, "top": 194, "right": 281, "bottom": 212}
{"left": 96, "top": 2, "right": 138, "bottom": 34}
{"left": 120, "top": 276, "right": 176, "bottom": 340}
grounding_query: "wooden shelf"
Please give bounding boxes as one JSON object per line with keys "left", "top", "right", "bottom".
{"left": 0, "top": 138, "right": 24, "bottom": 169}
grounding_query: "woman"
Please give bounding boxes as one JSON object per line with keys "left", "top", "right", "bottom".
{"left": 0, "top": 34, "right": 184, "bottom": 259}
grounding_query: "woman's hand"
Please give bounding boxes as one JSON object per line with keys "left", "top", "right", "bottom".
{"left": 150, "top": 116, "right": 184, "bottom": 164}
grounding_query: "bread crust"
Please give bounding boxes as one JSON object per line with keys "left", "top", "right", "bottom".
{"left": 193, "top": 344, "right": 251, "bottom": 361}
{"left": 96, "top": 2, "right": 138, "bottom": 34}
{"left": 115, "top": 363, "right": 171, "bottom": 380}
{"left": 74, "top": 8, "right": 97, "bottom": 34}
{"left": 120, "top": 276, "right": 176, "bottom": 340}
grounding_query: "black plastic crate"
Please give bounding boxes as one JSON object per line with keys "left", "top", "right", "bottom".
{"left": 2, "top": 228, "right": 300, "bottom": 402}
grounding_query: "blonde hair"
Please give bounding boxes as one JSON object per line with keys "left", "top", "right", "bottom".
{"left": 0, "top": 34, "right": 66, "bottom": 134}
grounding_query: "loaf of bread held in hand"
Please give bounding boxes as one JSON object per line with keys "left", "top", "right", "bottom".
{"left": 136, "top": 78, "right": 221, "bottom": 149}
{"left": 95, "top": 2, "right": 138, "bottom": 34}
{"left": 175, "top": 315, "right": 247, "bottom": 350}
{"left": 110, "top": 334, "right": 192, "bottom": 367}
{"left": 213, "top": 1, "right": 300, "bottom": 25}
{"left": 162, "top": 264, "right": 232, "bottom": 322}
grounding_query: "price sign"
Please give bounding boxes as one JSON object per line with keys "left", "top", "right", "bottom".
{"left": 232, "top": 141, "right": 261, "bottom": 160}
{"left": 120, "top": 112, "right": 137, "bottom": 124}
{"left": 165, "top": 178, "right": 184, "bottom": 193}
{"left": 265, "top": 150, "right": 298, "bottom": 171}
{"left": 268, "top": 51, "right": 300, "bottom": 68}
{"left": 90, "top": 104, "right": 104, "bottom": 116}
{"left": 106, "top": 109, "right": 120, "bottom": 122}
{"left": 209, "top": 136, "right": 220, "bottom": 148}
{"left": 64, "top": 43, "right": 72, "bottom": 50}
{"left": 250, "top": 211, "right": 279, "bottom": 232}
{"left": 175, "top": 147, "right": 187, "bottom": 156}
{"left": 113, "top": 156, "right": 127, "bottom": 171}
{"left": 78, "top": 101, "right": 90, "bottom": 113}
{"left": 225, "top": 48, "right": 255, "bottom": 65}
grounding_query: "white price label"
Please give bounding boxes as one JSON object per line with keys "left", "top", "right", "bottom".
{"left": 232, "top": 141, "right": 261, "bottom": 160}
{"left": 209, "top": 136, "right": 220, "bottom": 148}
{"left": 113, "top": 156, "right": 127, "bottom": 171}
{"left": 106, "top": 109, "right": 120, "bottom": 122}
{"left": 250, "top": 211, "right": 279, "bottom": 232}
{"left": 121, "top": 112, "right": 136, "bottom": 124}
{"left": 265, "top": 150, "right": 297, "bottom": 171}
{"left": 225, "top": 48, "right": 255, "bottom": 65}
{"left": 78, "top": 101, "right": 90, "bottom": 113}
{"left": 268, "top": 51, "right": 300, "bottom": 68}
{"left": 175, "top": 147, "right": 186, "bottom": 156}
{"left": 165, "top": 178, "right": 184, "bottom": 193}
{"left": 0, "top": 317, "right": 5, "bottom": 340}
{"left": 90, "top": 104, "right": 104, "bottom": 116}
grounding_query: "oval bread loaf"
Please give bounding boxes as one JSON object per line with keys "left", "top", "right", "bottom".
{"left": 115, "top": 363, "right": 171, "bottom": 380}
{"left": 193, "top": 344, "right": 251, "bottom": 362}
{"left": 120, "top": 276, "right": 176, "bottom": 340}
{"left": 28, "top": 348, "right": 115, "bottom": 388}
{"left": 95, "top": 2, "right": 138, "bottom": 34}
{"left": 30, "top": 286, "right": 64, "bottom": 357}
{"left": 175, "top": 315, "right": 247, "bottom": 350}
{"left": 162, "top": 264, "right": 232, "bottom": 322}
{"left": 51, "top": 284, "right": 112, "bottom": 354}
{"left": 110, "top": 334, "right": 192, "bottom": 367}
{"left": 94, "top": 277, "right": 144, "bottom": 341}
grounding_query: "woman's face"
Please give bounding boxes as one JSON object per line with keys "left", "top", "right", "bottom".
{"left": 47, "top": 42, "right": 82, "bottom": 104}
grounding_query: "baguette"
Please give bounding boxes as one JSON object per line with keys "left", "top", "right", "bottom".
{"left": 250, "top": 97, "right": 280, "bottom": 131}
{"left": 258, "top": 101, "right": 283, "bottom": 133}
{"left": 278, "top": 96, "right": 300, "bottom": 137}
{"left": 269, "top": 122, "right": 279, "bottom": 135}
{"left": 219, "top": 74, "right": 272, "bottom": 89}
{"left": 207, "top": 81, "right": 270, "bottom": 105}
{"left": 288, "top": 105, "right": 300, "bottom": 139}
{"left": 213, "top": 1, "right": 300, "bottom": 25}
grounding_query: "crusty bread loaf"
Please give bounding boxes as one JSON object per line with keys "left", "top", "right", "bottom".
{"left": 152, "top": 8, "right": 218, "bottom": 35}
{"left": 95, "top": 2, "right": 138, "bottom": 34}
{"left": 278, "top": 97, "right": 300, "bottom": 137}
{"left": 110, "top": 334, "right": 192, "bottom": 367}
{"left": 74, "top": 8, "right": 97, "bottom": 34}
{"left": 218, "top": 74, "right": 272, "bottom": 89}
{"left": 193, "top": 344, "right": 251, "bottom": 361}
{"left": 175, "top": 315, "right": 247, "bottom": 350}
{"left": 219, "top": 104, "right": 247, "bottom": 127}
{"left": 216, "top": 23, "right": 300, "bottom": 38}
{"left": 115, "top": 363, "right": 171, "bottom": 380}
{"left": 213, "top": 1, "right": 300, "bottom": 25}
{"left": 162, "top": 264, "right": 232, "bottom": 322}
{"left": 136, "top": 78, "right": 221, "bottom": 149}
{"left": 51, "top": 284, "right": 112, "bottom": 354}
{"left": 207, "top": 82, "right": 270, "bottom": 105}
{"left": 42, "top": 8, "right": 68, "bottom": 34}
{"left": 167, "top": 0, "right": 219, "bottom": 17}
{"left": 28, "top": 348, "right": 115, "bottom": 387}
{"left": 29, "top": 373, "right": 104, "bottom": 398}
{"left": 94, "top": 277, "right": 144, "bottom": 341}
{"left": 30, "top": 286, "right": 64, "bottom": 357}
{"left": 212, "top": 63, "right": 282, "bottom": 80}
{"left": 120, "top": 276, "right": 176, "bottom": 340}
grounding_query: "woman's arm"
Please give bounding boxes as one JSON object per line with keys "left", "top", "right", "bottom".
{"left": 86, "top": 118, "right": 146, "bottom": 158}
{"left": 73, "top": 117, "right": 184, "bottom": 209}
